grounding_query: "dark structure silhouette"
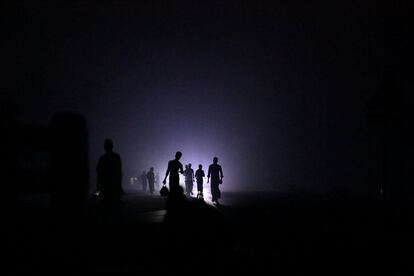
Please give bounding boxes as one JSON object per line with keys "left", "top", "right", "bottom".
{"left": 96, "top": 139, "right": 123, "bottom": 203}
{"left": 208, "top": 157, "right": 223, "bottom": 204}
{"left": 366, "top": 75, "right": 411, "bottom": 200}
{"left": 146, "top": 167, "right": 155, "bottom": 195}
{"left": 1, "top": 112, "right": 89, "bottom": 223}
{"left": 195, "top": 164, "right": 205, "bottom": 199}
{"left": 50, "top": 113, "right": 89, "bottom": 222}
{"left": 1, "top": 112, "right": 18, "bottom": 220}
{"left": 163, "top": 151, "right": 184, "bottom": 200}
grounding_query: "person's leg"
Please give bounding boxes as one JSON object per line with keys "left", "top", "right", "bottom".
{"left": 168, "top": 181, "right": 179, "bottom": 204}
{"left": 186, "top": 181, "right": 191, "bottom": 196}
{"left": 198, "top": 182, "right": 203, "bottom": 198}
{"left": 212, "top": 182, "right": 220, "bottom": 204}
{"left": 217, "top": 182, "right": 221, "bottom": 198}
{"left": 211, "top": 183, "right": 216, "bottom": 202}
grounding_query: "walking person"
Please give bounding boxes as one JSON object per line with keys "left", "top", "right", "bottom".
{"left": 207, "top": 157, "right": 223, "bottom": 205}
{"left": 96, "top": 139, "right": 123, "bottom": 202}
{"left": 147, "top": 167, "right": 155, "bottom": 195}
{"left": 155, "top": 172, "right": 160, "bottom": 190}
{"left": 96, "top": 139, "right": 123, "bottom": 223}
{"left": 141, "top": 171, "right": 147, "bottom": 193}
{"left": 195, "top": 164, "right": 205, "bottom": 199}
{"left": 163, "top": 151, "right": 184, "bottom": 200}
{"left": 184, "top": 163, "right": 194, "bottom": 197}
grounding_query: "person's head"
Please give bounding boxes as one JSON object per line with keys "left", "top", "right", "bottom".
{"left": 104, "top": 139, "right": 113, "bottom": 153}
{"left": 150, "top": 167, "right": 154, "bottom": 172}
{"left": 188, "top": 163, "right": 192, "bottom": 168}
{"left": 185, "top": 164, "right": 188, "bottom": 169}
{"left": 213, "top": 157, "right": 218, "bottom": 164}
{"left": 198, "top": 164, "right": 202, "bottom": 169}
{"left": 175, "top": 151, "right": 182, "bottom": 160}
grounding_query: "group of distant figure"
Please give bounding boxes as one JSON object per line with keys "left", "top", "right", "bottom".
{"left": 96, "top": 139, "right": 224, "bottom": 205}
{"left": 139, "top": 168, "right": 160, "bottom": 195}
{"left": 162, "top": 151, "right": 224, "bottom": 204}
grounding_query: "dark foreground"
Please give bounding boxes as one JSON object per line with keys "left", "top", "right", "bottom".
{"left": 5, "top": 191, "right": 414, "bottom": 275}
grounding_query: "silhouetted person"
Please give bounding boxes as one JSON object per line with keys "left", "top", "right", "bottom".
{"left": 96, "top": 139, "right": 123, "bottom": 203}
{"left": 163, "top": 151, "right": 184, "bottom": 200}
{"left": 147, "top": 167, "right": 155, "bottom": 195}
{"left": 184, "top": 163, "right": 194, "bottom": 196}
{"left": 195, "top": 164, "right": 205, "bottom": 199}
{"left": 155, "top": 172, "right": 160, "bottom": 189}
{"left": 183, "top": 164, "right": 188, "bottom": 193}
{"left": 141, "top": 171, "right": 147, "bottom": 192}
{"left": 184, "top": 164, "right": 189, "bottom": 195}
{"left": 207, "top": 157, "right": 223, "bottom": 204}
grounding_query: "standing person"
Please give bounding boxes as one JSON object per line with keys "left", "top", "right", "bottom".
{"left": 155, "top": 172, "right": 160, "bottom": 190}
{"left": 184, "top": 164, "right": 194, "bottom": 196}
{"left": 183, "top": 164, "right": 189, "bottom": 195}
{"left": 207, "top": 157, "right": 223, "bottom": 204}
{"left": 96, "top": 139, "right": 123, "bottom": 203}
{"left": 195, "top": 164, "right": 205, "bottom": 199}
{"left": 188, "top": 164, "right": 194, "bottom": 194}
{"left": 141, "top": 171, "right": 147, "bottom": 193}
{"left": 147, "top": 167, "right": 155, "bottom": 195}
{"left": 163, "top": 151, "right": 184, "bottom": 199}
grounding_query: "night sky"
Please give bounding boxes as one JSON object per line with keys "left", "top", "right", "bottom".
{"left": 3, "top": 1, "right": 412, "bottom": 193}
